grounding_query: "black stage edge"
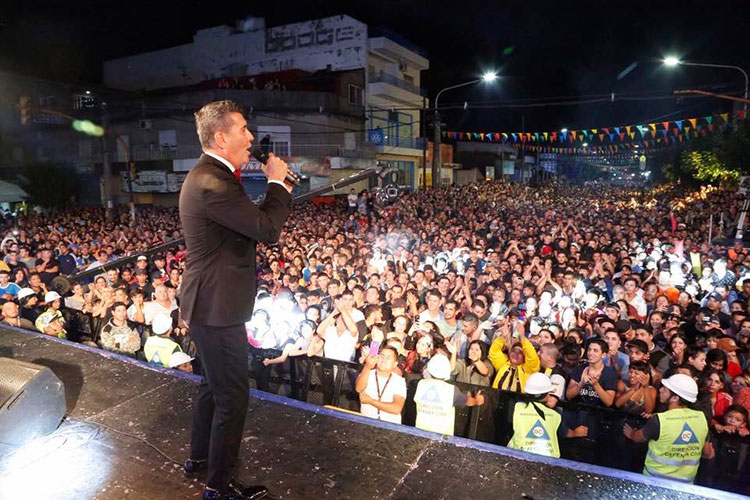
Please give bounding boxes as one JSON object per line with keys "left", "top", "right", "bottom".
{"left": 0, "top": 326, "right": 744, "bottom": 500}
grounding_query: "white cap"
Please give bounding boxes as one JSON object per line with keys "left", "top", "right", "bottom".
{"left": 524, "top": 373, "right": 553, "bottom": 395}
{"left": 426, "top": 354, "right": 451, "bottom": 380}
{"left": 137, "top": 255, "right": 148, "bottom": 261}
{"left": 168, "top": 351, "right": 194, "bottom": 368}
{"left": 44, "top": 291, "right": 61, "bottom": 302}
{"left": 152, "top": 314, "right": 172, "bottom": 335}
{"left": 662, "top": 374, "right": 699, "bottom": 403}
{"left": 17, "top": 288, "right": 36, "bottom": 300}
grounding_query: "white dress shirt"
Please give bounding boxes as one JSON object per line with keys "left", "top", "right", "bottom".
{"left": 203, "top": 151, "right": 286, "bottom": 189}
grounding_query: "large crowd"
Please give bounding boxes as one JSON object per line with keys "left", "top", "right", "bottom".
{"left": 1, "top": 180, "right": 749, "bottom": 486}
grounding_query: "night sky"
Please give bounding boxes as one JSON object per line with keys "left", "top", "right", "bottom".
{"left": 2, "top": 1, "right": 748, "bottom": 133}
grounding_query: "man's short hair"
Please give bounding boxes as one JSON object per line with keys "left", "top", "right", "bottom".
{"left": 587, "top": 338, "right": 609, "bottom": 354}
{"left": 364, "top": 304, "right": 381, "bottom": 318}
{"left": 462, "top": 312, "right": 479, "bottom": 324}
{"left": 194, "top": 100, "right": 244, "bottom": 149}
{"left": 111, "top": 301, "right": 127, "bottom": 311}
{"left": 540, "top": 343, "right": 559, "bottom": 360}
{"left": 380, "top": 345, "right": 399, "bottom": 359}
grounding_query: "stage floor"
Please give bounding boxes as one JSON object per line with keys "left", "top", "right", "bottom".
{"left": 0, "top": 327, "right": 741, "bottom": 500}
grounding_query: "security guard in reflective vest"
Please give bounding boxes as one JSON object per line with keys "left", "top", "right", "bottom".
{"left": 414, "top": 355, "right": 484, "bottom": 436}
{"left": 144, "top": 314, "right": 183, "bottom": 368}
{"left": 623, "top": 374, "right": 713, "bottom": 483}
{"left": 508, "top": 372, "right": 562, "bottom": 457}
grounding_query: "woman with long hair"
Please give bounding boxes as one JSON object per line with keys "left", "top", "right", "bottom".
{"left": 667, "top": 333, "right": 689, "bottom": 369}
{"left": 13, "top": 267, "right": 28, "bottom": 287}
{"left": 615, "top": 361, "right": 656, "bottom": 415}
{"left": 685, "top": 345, "right": 707, "bottom": 374}
{"left": 703, "top": 369, "right": 733, "bottom": 425}
{"left": 448, "top": 339, "right": 494, "bottom": 386}
{"left": 404, "top": 332, "right": 434, "bottom": 375}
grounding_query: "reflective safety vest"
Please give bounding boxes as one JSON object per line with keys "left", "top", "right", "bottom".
{"left": 644, "top": 407, "right": 708, "bottom": 483}
{"left": 414, "top": 379, "right": 456, "bottom": 436}
{"left": 144, "top": 336, "right": 182, "bottom": 368}
{"left": 508, "top": 401, "right": 561, "bottom": 458}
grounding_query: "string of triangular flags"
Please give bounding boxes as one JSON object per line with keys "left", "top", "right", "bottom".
{"left": 443, "top": 109, "right": 747, "bottom": 155}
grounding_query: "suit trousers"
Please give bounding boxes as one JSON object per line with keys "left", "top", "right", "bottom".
{"left": 189, "top": 322, "right": 249, "bottom": 491}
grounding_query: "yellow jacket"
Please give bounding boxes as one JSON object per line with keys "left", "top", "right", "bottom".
{"left": 489, "top": 336, "right": 540, "bottom": 391}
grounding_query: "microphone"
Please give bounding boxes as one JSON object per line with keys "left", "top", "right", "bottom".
{"left": 251, "top": 148, "right": 300, "bottom": 186}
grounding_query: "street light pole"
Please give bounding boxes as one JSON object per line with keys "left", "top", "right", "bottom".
{"left": 431, "top": 73, "right": 497, "bottom": 189}
{"left": 665, "top": 58, "right": 748, "bottom": 113}
{"left": 432, "top": 79, "right": 479, "bottom": 189}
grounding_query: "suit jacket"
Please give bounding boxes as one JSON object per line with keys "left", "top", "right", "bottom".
{"left": 179, "top": 154, "right": 291, "bottom": 327}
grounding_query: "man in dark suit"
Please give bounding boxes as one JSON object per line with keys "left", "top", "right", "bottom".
{"left": 179, "top": 100, "right": 292, "bottom": 500}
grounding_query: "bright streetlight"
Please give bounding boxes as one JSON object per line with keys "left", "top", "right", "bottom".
{"left": 431, "top": 71, "right": 499, "bottom": 188}
{"left": 482, "top": 71, "right": 498, "bottom": 83}
{"left": 663, "top": 56, "right": 748, "bottom": 112}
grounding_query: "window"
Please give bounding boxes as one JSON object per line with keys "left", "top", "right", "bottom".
{"left": 73, "top": 94, "right": 95, "bottom": 111}
{"left": 271, "top": 141, "right": 289, "bottom": 157}
{"left": 348, "top": 84, "right": 363, "bottom": 106}
{"left": 158, "top": 130, "right": 177, "bottom": 149}
{"left": 38, "top": 96, "right": 57, "bottom": 108}
{"left": 367, "top": 109, "right": 415, "bottom": 148}
{"left": 381, "top": 160, "right": 414, "bottom": 187}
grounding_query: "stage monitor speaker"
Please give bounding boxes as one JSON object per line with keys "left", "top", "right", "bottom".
{"left": 0, "top": 358, "right": 66, "bottom": 446}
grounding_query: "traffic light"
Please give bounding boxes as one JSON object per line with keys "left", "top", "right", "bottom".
{"left": 18, "top": 95, "right": 32, "bottom": 125}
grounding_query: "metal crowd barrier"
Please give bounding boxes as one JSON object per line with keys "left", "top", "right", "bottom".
{"left": 249, "top": 347, "right": 750, "bottom": 494}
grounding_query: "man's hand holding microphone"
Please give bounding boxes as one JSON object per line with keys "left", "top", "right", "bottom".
{"left": 252, "top": 149, "right": 299, "bottom": 193}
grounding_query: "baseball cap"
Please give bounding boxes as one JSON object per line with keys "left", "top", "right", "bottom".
{"left": 706, "top": 292, "right": 722, "bottom": 302}
{"left": 137, "top": 255, "right": 148, "bottom": 261}
{"left": 615, "top": 319, "right": 632, "bottom": 334}
{"left": 37, "top": 313, "right": 59, "bottom": 329}
{"left": 135, "top": 269, "right": 149, "bottom": 276}
{"left": 168, "top": 351, "right": 194, "bottom": 368}
{"left": 152, "top": 314, "right": 172, "bottom": 335}
{"left": 626, "top": 339, "right": 649, "bottom": 354}
{"left": 716, "top": 337, "right": 739, "bottom": 352}
{"left": 44, "top": 291, "right": 61, "bottom": 302}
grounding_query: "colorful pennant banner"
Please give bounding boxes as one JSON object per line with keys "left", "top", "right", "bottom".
{"left": 443, "top": 110, "right": 746, "bottom": 156}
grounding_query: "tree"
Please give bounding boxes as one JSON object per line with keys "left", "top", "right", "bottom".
{"left": 652, "top": 119, "right": 750, "bottom": 184}
{"left": 680, "top": 151, "right": 739, "bottom": 184}
{"left": 19, "top": 164, "right": 78, "bottom": 209}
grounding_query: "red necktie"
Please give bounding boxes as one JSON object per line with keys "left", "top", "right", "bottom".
{"left": 233, "top": 167, "right": 242, "bottom": 182}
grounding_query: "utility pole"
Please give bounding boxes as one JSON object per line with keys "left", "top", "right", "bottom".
{"left": 123, "top": 139, "right": 136, "bottom": 224}
{"left": 520, "top": 114, "right": 526, "bottom": 184}
{"left": 432, "top": 107, "right": 441, "bottom": 189}
{"left": 421, "top": 96, "right": 427, "bottom": 190}
{"left": 101, "top": 102, "right": 113, "bottom": 222}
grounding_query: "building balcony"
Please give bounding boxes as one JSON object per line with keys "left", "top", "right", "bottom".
{"left": 368, "top": 71, "right": 425, "bottom": 97}
{"left": 368, "top": 29, "right": 429, "bottom": 70}
{"left": 371, "top": 136, "right": 427, "bottom": 157}
{"left": 367, "top": 71, "right": 425, "bottom": 106}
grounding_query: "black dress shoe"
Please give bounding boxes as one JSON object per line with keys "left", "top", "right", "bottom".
{"left": 184, "top": 458, "right": 208, "bottom": 474}
{"left": 227, "top": 478, "right": 268, "bottom": 500}
{"left": 202, "top": 488, "right": 246, "bottom": 500}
